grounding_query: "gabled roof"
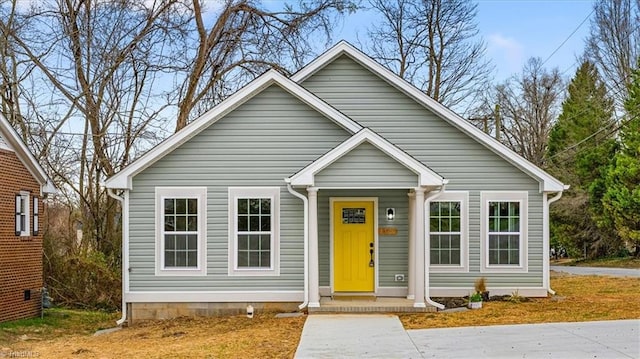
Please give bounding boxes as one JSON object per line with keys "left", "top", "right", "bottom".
{"left": 287, "top": 128, "right": 446, "bottom": 187}
{"left": 0, "top": 114, "right": 56, "bottom": 194}
{"left": 292, "top": 41, "right": 566, "bottom": 193}
{"left": 106, "top": 70, "right": 363, "bottom": 189}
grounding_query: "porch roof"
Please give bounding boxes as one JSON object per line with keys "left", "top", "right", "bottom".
{"left": 286, "top": 128, "right": 446, "bottom": 188}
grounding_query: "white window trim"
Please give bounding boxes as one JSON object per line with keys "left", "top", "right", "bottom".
{"left": 228, "top": 187, "right": 280, "bottom": 276}
{"left": 16, "top": 191, "right": 30, "bottom": 236}
{"left": 480, "top": 191, "right": 528, "bottom": 273}
{"left": 155, "top": 187, "right": 207, "bottom": 276}
{"left": 427, "top": 191, "right": 469, "bottom": 272}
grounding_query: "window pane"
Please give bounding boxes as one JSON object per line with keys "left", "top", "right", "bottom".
{"left": 439, "top": 202, "right": 449, "bottom": 216}
{"left": 510, "top": 202, "right": 519, "bottom": 216}
{"left": 165, "top": 235, "right": 175, "bottom": 250}
{"left": 509, "top": 217, "right": 519, "bottom": 232}
{"left": 450, "top": 249, "right": 460, "bottom": 264}
{"left": 188, "top": 199, "right": 198, "bottom": 214}
{"left": 238, "top": 251, "right": 248, "bottom": 267}
{"left": 430, "top": 218, "right": 439, "bottom": 232}
{"left": 238, "top": 235, "right": 248, "bottom": 250}
{"left": 260, "top": 251, "right": 270, "bottom": 267}
{"left": 499, "top": 235, "right": 510, "bottom": 249}
{"left": 509, "top": 235, "right": 520, "bottom": 249}
{"left": 176, "top": 252, "right": 186, "bottom": 267}
{"left": 510, "top": 249, "right": 520, "bottom": 265}
{"left": 249, "top": 235, "right": 260, "bottom": 250}
{"left": 440, "top": 250, "right": 451, "bottom": 264}
{"left": 450, "top": 235, "right": 460, "bottom": 249}
{"left": 165, "top": 251, "right": 175, "bottom": 267}
{"left": 489, "top": 249, "right": 499, "bottom": 264}
{"left": 188, "top": 235, "right": 197, "bottom": 250}
{"left": 249, "top": 252, "right": 260, "bottom": 267}
{"left": 249, "top": 216, "right": 260, "bottom": 231}
{"left": 430, "top": 236, "right": 439, "bottom": 249}
{"left": 261, "top": 215, "right": 271, "bottom": 231}
{"left": 488, "top": 218, "right": 496, "bottom": 232}
{"left": 176, "top": 216, "right": 186, "bottom": 231}
{"left": 164, "top": 216, "right": 175, "bottom": 231}
{"left": 499, "top": 249, "right": 509, "bottom": 264}
{"left": 164, "top": 199, "right": 174, "bottom": 214}
{"left": 249, "top": 199, "right": 260, "bottom": 214}
{"left": 499, "top": 202, "right": 509, "bottom": 216}
{"left": 238, "top": 199, "right": 248, "bottom": 214}
{"left": 489, "top": 202, "right": 498, "bottom": 216}
{"left": 238, "top": 215, "right": 248, "bottom": 231}
{"left": 451, "top": 217, "right": 460, "bottom": 231}
{"left": 441, "top": 218, "right": 450, "bottom": 232}
{"left": 176, "top": 235, "right": 187, "bottom": 250}
{"left": 489, "top": 235, "right": 498, "bottom": 250}
{"left": 176, "top": 199, "right": 187, "bottom": 214}
{"left": 451, "top": 202, "right": 461, "bottom": 216}
{"left": 430, "top": 250, "right": 440, "bottom": 265}
{"left": 429, "top": 203, "right": 439, "bottom": 215}
{"left": 188, "top": 216, "right": 198, "bottom": 231}
{"left": 261, "top": 199, "right": 271, "bottom": 214}
{"left": 187, "top": 250, "right": 198, "bottom": 267}
{"left": 499, "top": 218, "right": 509, "bottom": 231}
{"left": 260, "top": 235, "right": 270, "bottom": 250}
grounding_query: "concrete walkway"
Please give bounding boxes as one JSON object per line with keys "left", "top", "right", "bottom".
{"left": 295, "top": 314, "right": 421, "bottom": 358}
{"left": 551, "top": 265, "right": 640, "bottom": 277}
{"left": 295, "top": 316, "right": 640, "bottom": 359}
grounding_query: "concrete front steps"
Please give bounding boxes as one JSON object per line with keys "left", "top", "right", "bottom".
{"left": 308, "top": 297, "right": 437, "bottom": 313}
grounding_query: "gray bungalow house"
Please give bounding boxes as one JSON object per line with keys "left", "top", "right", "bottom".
{"left": 106, "top": 41, "right": 567, "bottom": 323}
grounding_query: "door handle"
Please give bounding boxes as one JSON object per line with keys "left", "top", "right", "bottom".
{"left": 369, "top": 247, "right": 374, "bottom": 267}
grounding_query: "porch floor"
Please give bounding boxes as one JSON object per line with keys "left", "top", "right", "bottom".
{"left": 309, "top": 297, "right": 437, "bottom": 314}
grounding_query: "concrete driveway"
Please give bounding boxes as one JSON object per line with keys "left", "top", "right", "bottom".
{"left": 550, "top": 265, "right": 640, "bottom": 277}
{"left": 295, "top": 316, "right": 640, "bottom": 359}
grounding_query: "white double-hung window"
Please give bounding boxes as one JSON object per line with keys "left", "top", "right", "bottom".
{"left": 228, "top": 187, "right": 280, "bottom": 276}
{"left": 427, "top": 191, "right": 468, "bottom": 272}
{"left": 155, "top": 187, "right": 207, "bottom": 276}
{"left": 481, "top": 191, "right": 528, "bottom": 272}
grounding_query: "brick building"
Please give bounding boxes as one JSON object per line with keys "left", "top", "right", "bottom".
{"left": 0, "top": 114, "right": 56, "bottom": 323}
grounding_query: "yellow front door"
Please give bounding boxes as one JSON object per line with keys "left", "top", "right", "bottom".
{"left": 333, "top": 201, "right": 375, "bottom": 292}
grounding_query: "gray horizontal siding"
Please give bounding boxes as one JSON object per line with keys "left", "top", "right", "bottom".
{"left": 317, "top": 189, "right": 410, "bottom": 289}
{"left": 315, "top": 142, "right": 418, "bottom": 188}
{"left": 128, "top": 84, "right": 350, "bottom": 292}
{"left": 302, "top": 55, "right": 545, "bottom": 288}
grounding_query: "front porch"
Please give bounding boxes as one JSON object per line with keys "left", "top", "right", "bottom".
{"left": 309, "top": 297, "right": 437, "bottom": 313}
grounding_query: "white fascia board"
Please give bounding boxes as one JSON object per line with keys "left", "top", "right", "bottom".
{"left": 106, "top": 70, "right": 362, "bottom": 190}
{"left": 288, "top": 128, "right": 444, "bottom": 187}
{"left": 0, "top": 114, "right": 57, "bottom": 194}
{"left": 293, "top": 41, "right": 566, "bottom": 193}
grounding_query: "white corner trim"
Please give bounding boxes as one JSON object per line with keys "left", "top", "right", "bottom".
{"left": 288, "top": 128, "right": 445, "bottom": 187}
{"left": 154, "top": 187, "right": 208, "bottom": 276}
{"left": 480, "top": 191, "right": 529, "bottom": 273}
{"left": 125, "top": 290, "right": 304, "bottom": 303}
{"left": 228, "top": 187, "right": 281, "bottom": 277}
{"left": 106, "top": 70, "right": 362, "bottom": 190}
{"left": 292, "top": 41, "right": 564, "bottom": 193}
{"left": 427, "top": 191, "right": 469, "bottom": 273}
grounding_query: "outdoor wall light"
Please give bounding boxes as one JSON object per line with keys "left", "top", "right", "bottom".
{"left": 386, "top": 208, "right": 395, "bottom": 221}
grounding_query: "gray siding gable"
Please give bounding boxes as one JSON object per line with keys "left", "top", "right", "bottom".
{"left": 128, "top": 84, "right": 351, "bottom": 291}
{"left": 315, "top": 141, "right": 418, "bottom": 188}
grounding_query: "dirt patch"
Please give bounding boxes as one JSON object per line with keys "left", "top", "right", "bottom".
{"left": 5, "top": 312, "right": 306, "bottom": 359}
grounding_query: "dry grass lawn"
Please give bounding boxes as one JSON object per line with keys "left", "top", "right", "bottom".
{"left": 553, "top": 256, "right": 640, "bottom": 269}
{"left": 2, "top": 272, "right": 639, "bottom": 358}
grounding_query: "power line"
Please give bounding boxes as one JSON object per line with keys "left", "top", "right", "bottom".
{"left": 541, "top": 8, "right": 594, "bottom": 68}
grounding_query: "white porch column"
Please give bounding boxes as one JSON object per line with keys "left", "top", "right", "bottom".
{"left": 413, "top": 187, "right": 426, "bottom": 308}
{"left": 307, "top": 187, "right": 320, "bottom": 307}
{"left": 407, "top": 191, "right": 415, "bottom": 300}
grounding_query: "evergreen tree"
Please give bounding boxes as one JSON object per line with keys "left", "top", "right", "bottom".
{"left": 601, "top": 61, "right": 640, "bottom": 256}
{"left": 547, "top": 60, "right": 617, "bottom": 257}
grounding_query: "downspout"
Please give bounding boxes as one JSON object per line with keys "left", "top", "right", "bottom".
{"left": 107, "top": 187, "right": 128, "bottom": 326}
{"left": 546, "top": 190, "right": 564, "bottom": 296}
{"left": 285, "top": 180, "right": 309, "bottom": 310}
{"left": 423, "top": 182, "right": 448, "bottom": 310}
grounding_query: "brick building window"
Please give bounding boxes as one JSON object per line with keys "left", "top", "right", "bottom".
{"left": 15, "top": 191, "right": 30, "bottom": 236}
